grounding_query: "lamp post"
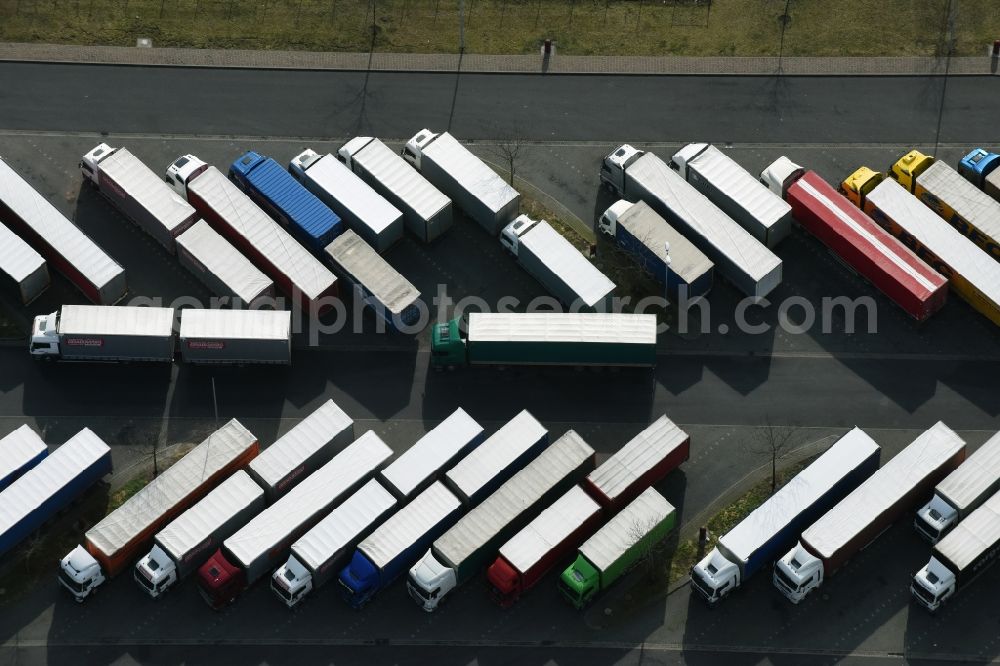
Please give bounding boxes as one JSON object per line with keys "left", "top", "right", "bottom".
{"left": 664, "top": 241, "right": 672, "bottom": 302}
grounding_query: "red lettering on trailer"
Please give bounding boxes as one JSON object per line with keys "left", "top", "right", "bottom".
{"left": 65, "top": 338, "right": 104, "bottom": 347}
{"left": 187, "top": 340, "right": 225, "bottom": 350}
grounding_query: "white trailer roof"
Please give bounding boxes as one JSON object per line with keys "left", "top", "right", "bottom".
{"left": 935, "top": 488, "right": 1000, "bottom": 572}
{"left": 175, "top": 220, "right": 273, "bottom": 304}
{"left": 587, "top": 415, "right": 688, "bottom": 502}
{"left": 867, "top": 179, "right": 1000, "bottom": 306}
{"left": 919, "top": 161, "right": 1000, "bottom": 243}
{"left": 425, "top": 132, "right": 519, "bottom": 215}
{"left": 359, "top": 481, "right": 461, "bottom": 569}
{"left": 0, "top": 157, "right": 123, "bottom": 290}
{"left": 291, "top": 478, "right": 397, "bottom": 572}
{"left": 580, "top": 487, "right": 673, "bottom": 572}
{"left": 682, "top": 144, "right": 792, "bottom": 230}
{"left": 618, "top": 201, "right": 713, "bottom": 284}
{"left": 0, "top": 424, "right": 47, "bottom": 482}
{"left": 349, "top": 138, "right": 450, "bottom": 221}
{"left": 155, "top": 470, "right": 263, "bottom": 561}
{"left": 225, "top": 431, "right": 391, "bottom": 567}
{"left": 467, "top": 312, "right": 656, "bottom": 346}
{"left": 629, "top": 153, "right": 781, "bottom": 283}
{"left": 304, "top": 154, "right": 401, "bottom": 236}
{"left": 59, "top": 305, "right": 174, "bottom": 338}
{"left": 0, "top": 221, "right": 45, "bottom": 283}
{"left": 179, "top": 309, "right": 290, "bottom": 341}
{"left": 802, "top": 421, "right": 965, "bottom": 559}
{"left": 445, "top": 410, "right": 547, "bottom": 502}
{"left": 86, "top": 419, "right": 257, "bottom": 558}
{"left": 99, "top": 148, "right": 196, "bottom": 234}
{"left": 521, "top": 221, "right": 615, "bottom": 308}
{"left": 500, "top": 485, "right": 601, "bottom": 574}
{"left": 934, "top": 431, "right": 1000, "bottom": 513}
{"left": 248, "top": 400, "right": 353, "bottom": 491}
{"left": 189, "top": 167, "right": 335, "bottom": 300}
{"left": 380, "top": 408, "right": 483, "bottom": 499}
{"left": 324, "top": 230, "right": 419, "bottom": 315}
{"left": 0, "top": 428, "right": 109, "bottom": 539}
{"left": 434, "top": 431, "right": 594, "bottom": 567}
{"left": 720, "top": 428, "right": 880, "bottom": 562}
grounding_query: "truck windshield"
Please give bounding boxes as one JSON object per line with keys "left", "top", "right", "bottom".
{"left": 911, "top": 581, "right": 937, "bottom": 606}
{"left": 135, "top": 572, "right": 156, "bottom": 592}
{"left": 58, "top": 571, "right": 85, "bottom": 593}
{"left": 689, "top": 570, "right": 716, "bottom": 599}
{"left": 557, "top": 578, "right": 582, "bottom": 602}
{"left": 773, "top": 566, "right": 800, "bottom": 592}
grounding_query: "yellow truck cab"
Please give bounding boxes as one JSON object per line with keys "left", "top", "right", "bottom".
{"left": 840, "top": 167, "right": 884, "bottom": 208}
{"left": 889, "top": 150, "right": 935, "bottom": 192}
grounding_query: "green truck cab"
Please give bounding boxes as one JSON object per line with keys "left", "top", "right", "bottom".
{"left": 430, "top": 317, "right": 467, "bottom": 368}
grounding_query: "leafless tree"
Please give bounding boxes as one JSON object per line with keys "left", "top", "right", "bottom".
{"left": 489, "top": 123, "right": 526, "bottom": 186}
{"left": 744, "top": 416, "right": 800, "bottom": 494}
{"left": 22, "top": 533, "right": 43, "bottom": 573}
{"left": 626, "top": 515, "right": 664, "bottom": 578}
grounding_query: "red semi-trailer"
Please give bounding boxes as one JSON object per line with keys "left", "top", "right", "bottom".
{"left": 487, "top": 414, "right": 690, "bottom": 606}
{"left": 761, "top": 157, "right": 948, "bottom": 322}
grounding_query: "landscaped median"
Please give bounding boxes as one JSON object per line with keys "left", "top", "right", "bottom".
{"left": 1, "top": 0, "right": 997, "bottom": 57}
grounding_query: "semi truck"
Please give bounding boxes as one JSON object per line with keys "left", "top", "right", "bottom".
{"left": 500, "top": 214, "right": 615, "bottom": 311}
{"left": 133, "top": 471, "right": 266, "bottom": 599}
{"left": 289, "top": 149, "right": 403, "bottom": 253}
{"left": 671, "top": 143, "right": 792, "bottom": 248}
{"left": 915, "top": 431, "right": 1000, "bottom": 543}
{"left": 585, "top": 415, "right": 690, "bottom": 511}
{"left": 196, "top": 431, "right": 391, "bottom": 608}
{"left": 958, "top": 148, "right": 1000, "bottom": 203}
{"left": 598, "top": 200, "right": 713, "bottom": 300}
{"left": 407, "top": 430, "right": 596, "bottom": 610}
{"left": 271, "top": 479, "right": 397, "bottom": 608}
{"left": 773, "top": 422, "right": 966, "bottom": 604}
{"left": 486, "top": 413, "right": 688, "bottom": 606}
{"left": 175, "top": 220, "right": 275, "bottom": 309}
{"left": 80, "top": 143, "right": 198, "bottom": 253}
{"left": 0, "top": 221, "right": 49, "bottom": 305}
{"left": 558, "top": 487, "right": 676, "bottom": 609}
{"left": 402, "top": 129, "right": 520, "bottom": 236}
{"left": 337, "top": 480, "right": 463, "bottom": 608}
{"left": 378, "top": 407, "right": 485, "bottom": 501}
{"left": 430, "top": 312, "right": 658, "bottom": 370}
{"left": 30, "top": 305, "right": 176, "bottom": 362}
{"left": 889, "top": 150, "right": 1000, "bottom": 262}
{"left": 177, "top": 308, "right": 291, "bottom": 365}
{"left": 842, "top": 168, "right": 1000, "bottom": 326}
{"left": 165, "top": 155, "right": 338, "bottom": 314}
{"left": 247, "top": 399, "right": 354, "bottom": 502}
{"left": 339, "top": 136, "right": 453, "bottom": 243}
{"left": 600, "top": 145, "right": 781, "bottom": 299}
{"left": 690, "top": 428, "right": 881, "bottom": 606}
{"left": 324, "top": 230, "right": 421, "bottom": 331}
{"left": 58, "top": 419, "right": 258, "bottom": 601}
{"left": 911, "top": 487, "right": 1000, "bottom": 612}
{"left": 228, "top": 151, "right": 345, "bottom": 255}
{"left": 1, "top": 428, "right": 111, "bottom": 558}
{"left": 0, "top": 156, "right": 126, "bottom": 305}
{"left": 760, "top": 157, "right": 948, "bottom": 322}
{"left": 0, "top": 424, "right": 48, "bottom": 491}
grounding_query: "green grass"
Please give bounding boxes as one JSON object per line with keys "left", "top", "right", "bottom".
{"left": 1, "top": 0, "right": 997, "bottom": 56}
{"left": 108, "top": 472, "right": 153, "bottom": 510}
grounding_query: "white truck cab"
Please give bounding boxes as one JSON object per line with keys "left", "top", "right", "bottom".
{"left": 914, "top": 495, "right": 958, "bottom": 544}
{"left": 401, "top": 129, "right": 437, "bottom": 170}
{"left": 911, "top": 556, "right": 954, "bottom": 612}
{"left": 690, "top": 547, "right": 741, "bottom": 605}
{"left": 80, "top": 143, "right": 114, "bottom": 185}
{"left": 164, "top": 154, "right": 208, "bottom": 198}
{"left": 773, "top": 542, "right": 823, "bottom": 603}
{"left": 500, "top": 214, "right": 539, "bottom": 257}
{"left": 759, "top": 156, "right": 805, "bottom": 198}
{"left": 337, "top": 137, "right": 373, "bottom": 171}
{"left": 29, "top": 311, "right": 61, "bottom": 359}
{"left": 597, "top": 200, "right": 634, "bottom": 237}
{"left": 669, "top": 142, "right": 709, "bottom": 179}
{"left": 58, "top": 545, "right": 105, "bottom": 602}
{"left": 133, "top": 545, "right": 178, "bottom": 599}
{"left": 289, "top": 148, "right": 324, "bottom": 180}
{"left": 270, "top": 555, "right": 313, "bottom": 608}
{"left": 406, "top": 550, "right": 455, "bottom": 612}
{"left": 599, "top": 144, "right": 644, "bottom": 195}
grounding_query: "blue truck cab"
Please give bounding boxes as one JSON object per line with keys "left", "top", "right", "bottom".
{"left": 229, "top": 151, "right": 344, "bottom": 254}
{"left": 958, "top": 148, "right": 1000, "bottom": 187}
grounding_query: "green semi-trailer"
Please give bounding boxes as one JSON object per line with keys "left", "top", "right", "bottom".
{"left": 430, "top": 312, "right": 657, "bottom": 369}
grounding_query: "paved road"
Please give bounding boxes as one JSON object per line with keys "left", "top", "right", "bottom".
{"left": 1, "top": 65, "right": 998, "bottom": 144}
